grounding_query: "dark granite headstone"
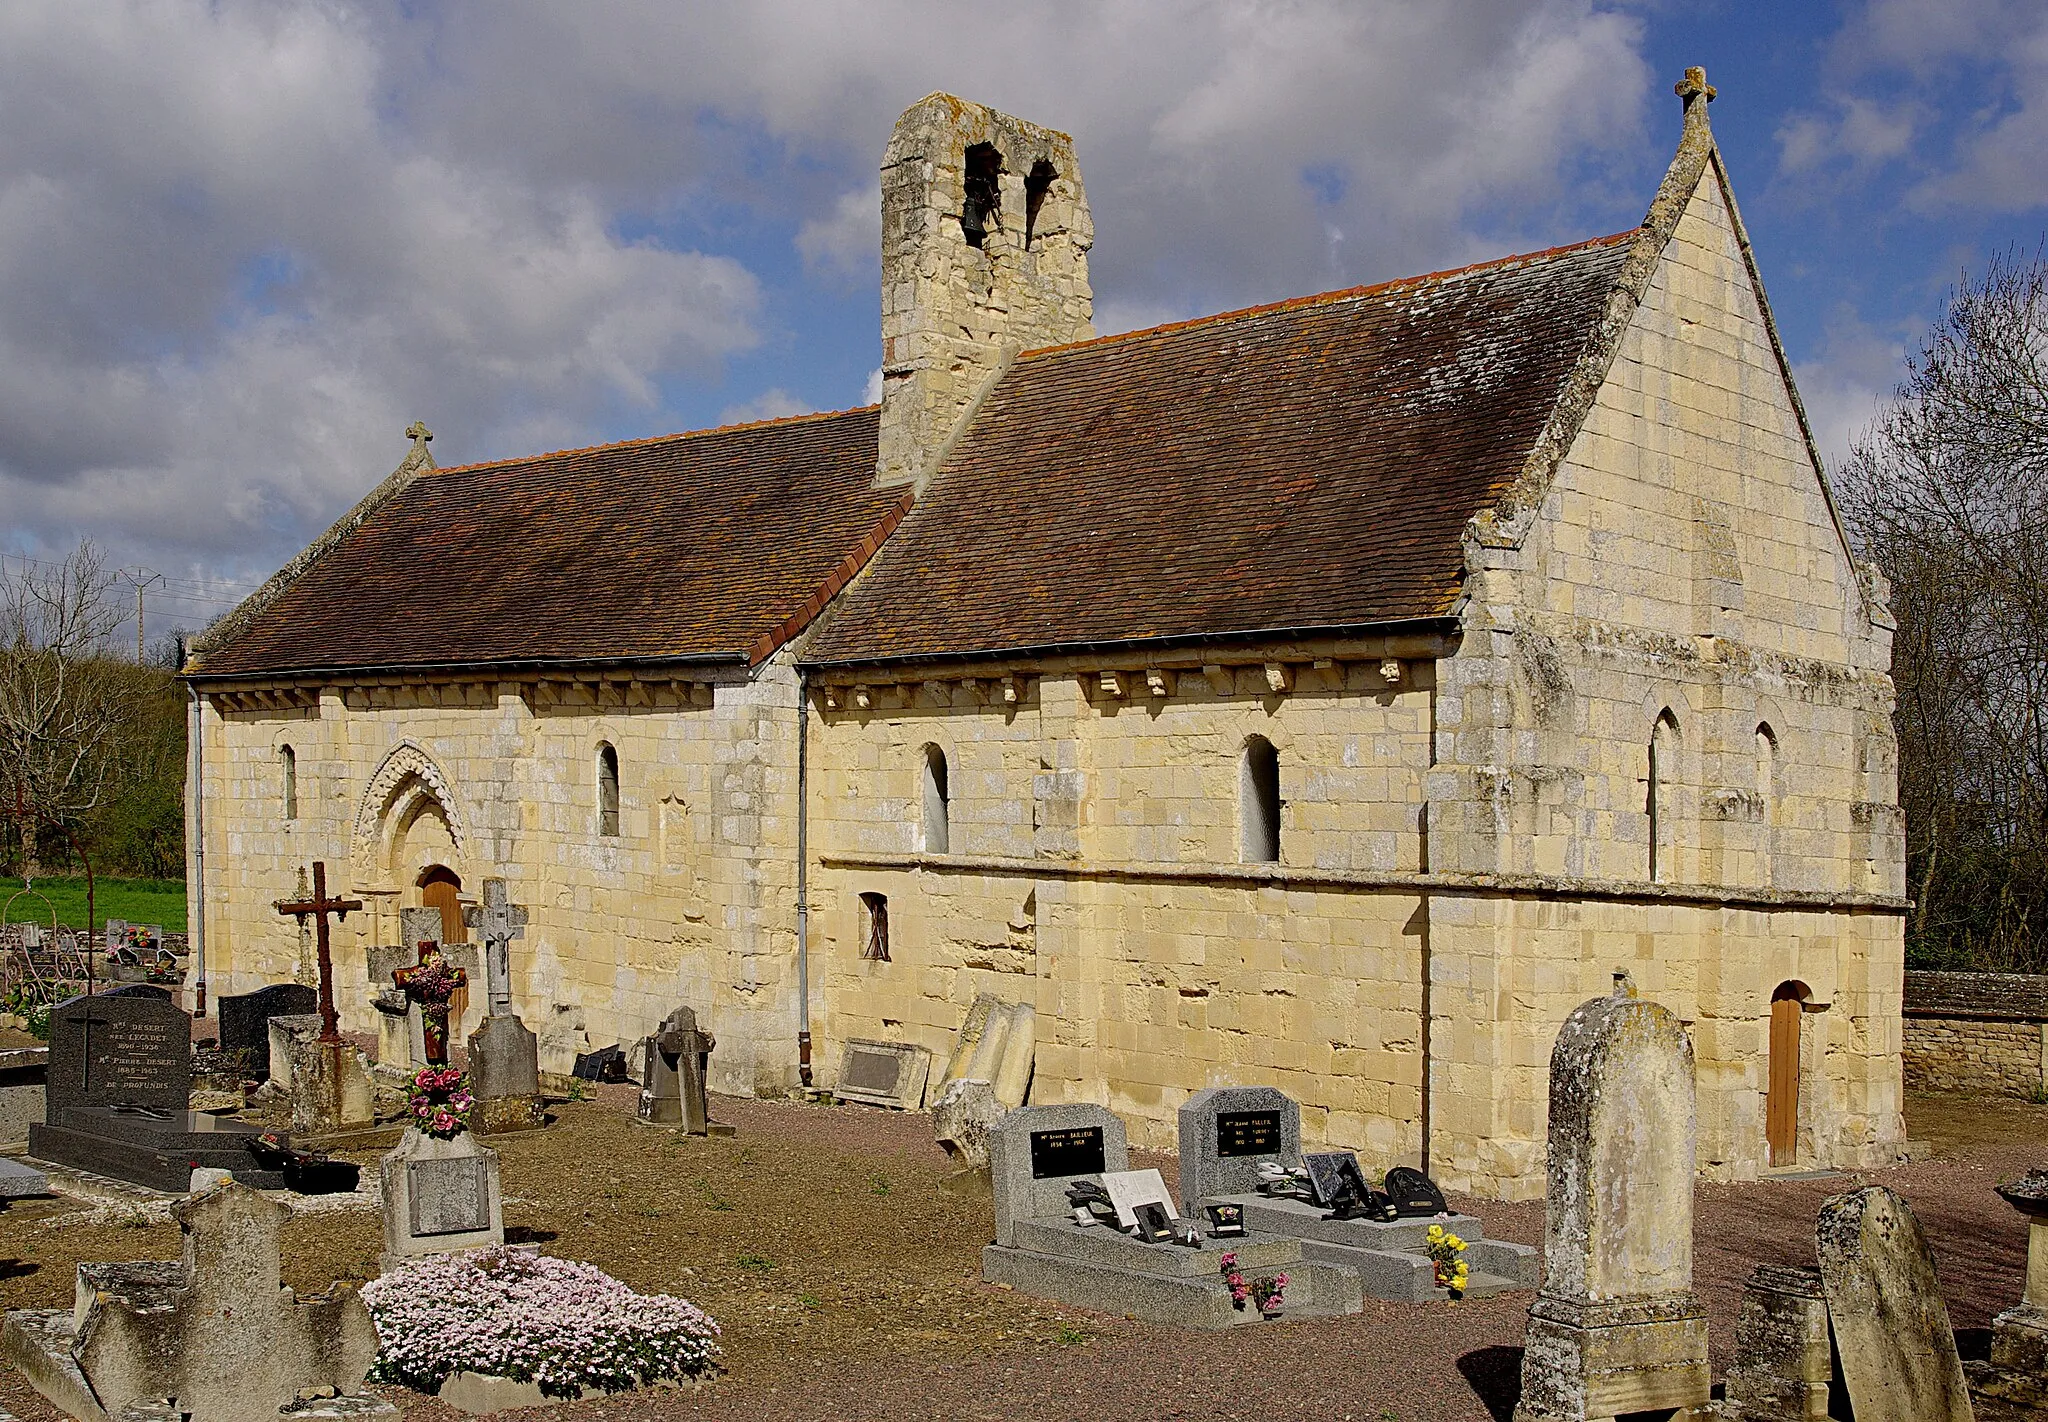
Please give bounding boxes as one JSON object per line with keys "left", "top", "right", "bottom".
{"left": 572, "top": 1043, "right": 629, "bottom": 1082}
{"left": 42, "top": 992, "right": 191, "bottom": 1122}
{"left": 217, "top": 984, "right": 317, "bottom": 1079}
{"left": 98, "top": 983, "right": 173, "bottom": 1001}
{"left": 1383, "top": 1165, "right": 1449, "bottom": 1218}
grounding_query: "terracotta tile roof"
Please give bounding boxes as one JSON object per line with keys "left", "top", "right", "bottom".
{"left": 196, "top": 407, "right": 907, "bottom": 677}
{"left": 803, "top": 234, "right": 1634, "bottom": 666}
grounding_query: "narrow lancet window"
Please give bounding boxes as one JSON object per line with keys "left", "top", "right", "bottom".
{"left": 281, "top": 745, "right": 297, "bottom": 821}
{"left": 1649, "top": 710, "right": 1680, "bottom": 881}
{"left": 921, "top": 744, "right": 950, "bottom": 853}
{"left": 1241, "top": 736, "right": 1281, "bottom": 864}
{"left": 861, "top": 892, "right": 891, "bottom": 961}
{"left": 598, "top": 743, "right": 620, "bottom": 838}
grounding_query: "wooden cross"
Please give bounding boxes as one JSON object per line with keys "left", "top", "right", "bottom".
{"left": 464, "top": 877, "right": 528, "bottom": 1018}
{"left": 274, "top": 860, "right": 362, "bottom": 1045}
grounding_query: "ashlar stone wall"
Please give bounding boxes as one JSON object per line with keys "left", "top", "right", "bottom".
{"left": 1424, "top": 155, "right": 1905, "bottom": 1194}
{"left": 188, "top": 655, "right": 805, "bottom": 1097}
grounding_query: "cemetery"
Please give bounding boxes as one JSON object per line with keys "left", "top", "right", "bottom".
{"left": 0, "top": 940, "right": 2038, "bottom": 1420}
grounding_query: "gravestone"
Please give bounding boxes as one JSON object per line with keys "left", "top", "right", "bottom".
{"left": 1815, "top": 1184, "right": 1971, "bottom": 1422}
{"left": 1383, "top": 1165, "right": 1449, "bottom": 1217}
{"left": 834, "top": 1038, "right": 932, "bottom": 1110}
{"left": 637, "top": 1006, "right": 721, "bottom": 1134}
{"left": 0, "top": 1045, "right": 49, "bottom": 1146}
{"left": 983, "top": 1102, "right": 1360, "bottom": 1329}
{"left": 28, "top": 993, "right": 282, "bottom": 1191}
{"left": 1179, "top": 1082, "right": 1534, "bottom": 1302}
{"left": 379, "top": 1128, "right": 504, "bottom": 1266}
{"left": 1512, "top": 978, "right": 1711, "bottom": 1421}
{"left": 933, "top": 1077, "right": 1003, "bottom": 1171}
{"left": 573, "top": 1043, "right": 629, "bottom": 1082}
{"left": 0, "top": 1178, "right": 388, "bottom": 1422}
{"left": 268, "top": 1015, "right": 375, "bottom": 1137}
{"left": 1177, "top": 1085, "right": 1299, "bottom": 1213}
{"left": 366, "top": 942, "right": 481, "bottom": 1069}
{"left": 217, "top": 983, "right": 317, "bottom": 1079}
{"left": 462, "top": 879, "right": 541, "bottom": 1132}
{"left": 1974, "top": 1168, "right": 2048, "bottom": 1407}
{"left": 1721, "top": 1263, "right": 1831, "bottom": 1422}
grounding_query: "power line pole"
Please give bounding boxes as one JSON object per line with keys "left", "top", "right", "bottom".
{"left": 118, "top": 567, "right": 162, "bottom": 663}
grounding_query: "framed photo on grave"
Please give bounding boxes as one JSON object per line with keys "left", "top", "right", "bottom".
{"left": 1100, "top": 1167, "right": 1177, "bottom": 1229}
{"left": 1030, "top": 1125, "right": 1106, "bottom": 1180}
{"left": 1133, "top": 1201, "right": 1176, "bottom": 1244}
{"left": 1302, "top": 1150, "right": 1373, "bottom": 1211}
{"left": 1204, "top": 1202, "right": 1247, "bottom": 1237}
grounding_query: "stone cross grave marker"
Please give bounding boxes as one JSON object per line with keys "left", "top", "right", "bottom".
{"left": 464, "top": 877, "right": 527, "bottom": 1018}
{"left": 273, "top": 861, "right": 361, "bottom": 1044}
{"left": 0, "top": 1178, "right": 386, "bottom": 1422}
{"left": 1177, "top": 1084, "right": 1300, "bottom": 1214}
{"left": 216, "top": 983, "right": 317, "bottom": 1080}
{"left": 638, "top": 1006, "right": 716, "bottom": 1133}
{"left": 1512, "top": 977, "right": 1711, "bottom": 1422}
{"left": 988, "top": 1102, "right": 1129, "bottom": 1247}
{"left": 1815, "top": 1184, "right": 1972, "bottom": 1422}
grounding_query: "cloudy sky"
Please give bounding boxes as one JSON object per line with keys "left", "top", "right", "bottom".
{"left": 2, "top": 0, "right": 2042, "bottom": 639}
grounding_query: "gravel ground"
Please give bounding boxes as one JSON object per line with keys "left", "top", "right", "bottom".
{"left": 0, "top": 1088, "right": 2039, "bottom": 1422}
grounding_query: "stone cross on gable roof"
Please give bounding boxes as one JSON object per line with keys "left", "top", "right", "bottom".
{"left": 404, "top": 420, "right": 432, "bottom": 450}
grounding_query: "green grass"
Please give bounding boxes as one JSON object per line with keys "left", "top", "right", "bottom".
{"left": 0, "top": 876, "right": 187, "bottom": 934}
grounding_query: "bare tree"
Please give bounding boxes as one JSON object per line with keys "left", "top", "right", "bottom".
{"left": 1840, "top": 247, "right": 2048, "bottom": 969}
{"left": 0, "top": 544, "right": 135, "bottom": 876}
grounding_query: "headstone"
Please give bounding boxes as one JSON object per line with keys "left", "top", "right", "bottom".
{"left": 379, "top": 1128, "right": 504, "bottom": 1266}
{"left": 1721, "top": 1263, "right": 1831, "bottom": 1421}
{"left": 463, "top": 878, "right": 528, "bottom": 1019}
{"left": 217, "top": 983, "right": 317, "bottom": 1079}
{"left": 1101, "top": 1168, "right": 1178, "bottom": 1228}
{"left": 1512, "top": 979, "right": 1710, "bottom": 1422}
{"left": 393, "top": 943, "right": 468, "bottom": 1066}
{"left": 992, "top": 1003, "right": 1036, "bottom": 1109}
{"left": 637, "top": 1007, "right": 717, "bottom": 1133}
{"left": 1975, "top": 1168, "right": 2048, "bottom": 1407}
{"left": 0, "top": 1045, "right": 48, "bottom": 1147}
{"left": 1815, "top": 1184, "right": 1972, "bottom": 1422}
{"left": 933, "top": 1077, "right": 1004, "bottom": 1171}
{"left": 268, "top": 1015, "right": 375, "bottom": 1136}
{"left": 573, "top": 1043, "right": 629, "bottom": 1082}
{"left": 939, "top": 995, "right": 1001, "bottom": 1089}
{"left": 989, "top": 1102, "right": 1127, "bottom": 1247}
{"left": 834, "top": 1038, "right": 932, "bottom": 1110}
{"left": 467, "top": 1014, "right": 543, "bottom": 1133}
{"left": 1177, "top": 1085, "right": 1300, "bottom": 1213}
{"left": 0, "top": 1178, "right": 389, "bottom": 1422}
{"left": 398, "top": 907, "right": 443, "bottom": 946}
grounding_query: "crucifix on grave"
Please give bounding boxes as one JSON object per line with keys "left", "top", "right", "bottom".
{"left": 274, "top": 861, "right": 363, "bottom": 1045}
{"left": 637, "top": 1006, "right": 720, "bottom": 1135}
{"left": 465, "top": 878, "right": 528, "bottom": 1018}
{"left": 392, "top": 944, "right": 466, "bottom": 1066}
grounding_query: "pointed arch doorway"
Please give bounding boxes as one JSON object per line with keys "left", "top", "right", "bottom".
{"left": 1766, "top": 982, "right": 1809, "bottom": 1166}
{"left": 417, "top": 864, "right": 471, "bottom": 1035}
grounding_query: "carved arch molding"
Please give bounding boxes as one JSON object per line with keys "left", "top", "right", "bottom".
{"left": 351, "top": 742, "right": 469, "bottom": 874}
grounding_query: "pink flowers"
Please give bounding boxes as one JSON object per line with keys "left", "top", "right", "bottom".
{"left": 407, "top": 1066, "right": 475, "bottom": 1139}
{"left": 1219, "top": 1251, "right": 1287, "bottom": 1314}
{"left": 362, "top": 1247, "right": 722, "bottom": 1396}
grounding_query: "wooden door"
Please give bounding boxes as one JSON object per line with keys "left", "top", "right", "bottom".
{"left": 418, "top": 867, "right": 470, "bottom": 1032}
{"left": 1766, "top": 989, "right": 1802, "bottom": 1166}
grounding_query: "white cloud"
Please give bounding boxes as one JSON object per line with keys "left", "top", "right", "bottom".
{"left": 0, "top": 0, "right": 1665, "bottom": 580}
{"left": 718, "top": 388, "right": 814, "bottom": 426}
{"left": 1791, "top": 306, "right": 1913, "bottom": 476}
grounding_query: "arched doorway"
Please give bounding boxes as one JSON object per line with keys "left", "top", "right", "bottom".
{"left": 418, "top": 865, "right": 466, "bottom": 943}
{"left": 1767, "top": 982, "right": 1809, "bottom": 1166}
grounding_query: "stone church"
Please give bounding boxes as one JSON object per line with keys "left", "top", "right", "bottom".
{"left": 185, "top": 71, "right": 1907, "bottom": 1197}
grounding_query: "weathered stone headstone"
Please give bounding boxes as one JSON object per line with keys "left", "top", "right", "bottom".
{"left": 217, "top": 983, "right": 317, "bottom": 1079}
{"left": 462, "top": 879, "right": 541, "bottom": 1132}
{"left": 1177, "top": 1084, "right": 1300, "bottom": 1213}
{"left": 0, "top": 1045, "right": 45, "bottom": 1147}
{"left": 637, "top": 1006, "right": 717, "bottom": 1134}
{"left": 1815, "top": 1184, "right": 1972, "bottom": 1422}
{"left": 834, "top": 1038, "right": 932, "bottom": 1110}
{"left": 0, "top": 1178, "right": 388, "bottom": 1422}
{"left": 464, "top": 877, "right": 528, "bottom": 1019}
{"left": 933, "top": 1077, "right": 1003, "bottom": 1171}
{"left": 1512, "top": 979, "right": 1710, "bottom": 1421}
{"left": 268, "top": 1014, "right": 376, "bottom": 1137}
{"left": 1720, "top": 1263, "right": 1831, "bottom": 1421}
{"left": 379, "top": 1128, "right": 504, "bottom": 1266}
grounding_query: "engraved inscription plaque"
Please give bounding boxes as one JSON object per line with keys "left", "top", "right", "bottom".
{"left": 842, "top": 1045, "right": 902, "bottom": 1094}
{"left": 408, "top": 1157, "right": 491, "bottom": 1236}
{"left": 1216, "top": 1109, "right": 1282, "bottom": 1158}
{"left": 1029, "top": 1125, "right": 1105, "bottom": 1180}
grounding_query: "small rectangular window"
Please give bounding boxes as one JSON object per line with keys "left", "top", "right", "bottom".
{"left": 281, "top": 745, "right": 298, "bottom": 822}
{"left": 860, "top": 892, "right": 890, "bottom": 962}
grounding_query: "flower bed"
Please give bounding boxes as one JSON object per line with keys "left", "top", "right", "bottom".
{"left": 362, "top": 1247, "right": 722, "bottom": 1397}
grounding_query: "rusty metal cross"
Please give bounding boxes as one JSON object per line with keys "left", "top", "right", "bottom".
{"left": 274, "top": 860, "right": 362, "bottom": 1044}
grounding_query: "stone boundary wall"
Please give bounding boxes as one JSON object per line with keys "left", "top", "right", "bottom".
{"left": 1903, "top": 970, "right": 2048, "bottom": 1099}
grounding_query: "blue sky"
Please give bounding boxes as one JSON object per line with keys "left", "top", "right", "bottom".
{"left": 1, "top": 1, "right": 2042, "bottom": 638}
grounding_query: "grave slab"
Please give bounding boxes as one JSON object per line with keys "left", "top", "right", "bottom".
{"left": 834, "top": 1038, "right": 932, "bottom": 1111}
{"left": 1817, "top": 1184, "right": 1972, "bottom": 1422}
{"left": 0, "top": 1044, "right": 47, "bottom": 1146}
